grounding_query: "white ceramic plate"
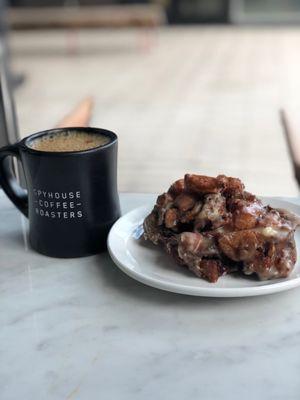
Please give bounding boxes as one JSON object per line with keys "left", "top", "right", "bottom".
{"left": 107, "top": 198, "right": 300, "bottom": 297}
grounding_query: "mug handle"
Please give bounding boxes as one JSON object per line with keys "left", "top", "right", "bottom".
{"left": 0, "top": 144, "right": 28, "bottom": 217}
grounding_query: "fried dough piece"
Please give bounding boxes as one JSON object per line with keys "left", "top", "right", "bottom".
{"left": 243, "top": 236, "right": 297, "bottom": 280}
{"left": 168, "top": 179, "right": 185, "bottom": 196}
{"left": 218, "top": 230, "right": 259, "bottom": 262}
{"left": 143, "top": 174, "right": 300, "bottom": 282}
{"left": 165, "top": 208, "right": 178, "bottom": 230}
{"left": 231, "top": 198, "right": 264, "bottom": 230}
{"left": 216, "top": 175, "right": 244, "bottom": 196}
{"left": 174, "top": 193, "right": 197, "bottom": 212}
{"left": 184, "top": 174, "right": 244, "bottom": 196}
{"left": 195, "top": 193, "right": 229, "bottom": 230}
{"left": 177, "top": 232, "right": 225, "bottom": 282}
{"left": 185, "top": 174, "right": 219, "bottom": 194}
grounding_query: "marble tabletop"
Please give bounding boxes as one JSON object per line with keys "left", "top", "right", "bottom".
{"left": 1, "top": 191, "right": 300, "bottom": 400}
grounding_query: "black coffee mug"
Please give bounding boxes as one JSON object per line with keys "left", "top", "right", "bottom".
{"left": 0, "top": 127, "right": 121, "bottom": 257}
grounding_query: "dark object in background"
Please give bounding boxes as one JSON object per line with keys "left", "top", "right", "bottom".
{"left": 8, "top": 1, "right": 164, "bottom": 29}
{"left": 167, "top": 0, "right": 229, "bottom": 24}
{"left": 0, "top": 127, "right": 121, "bottom": 258}
{"left": 0, "top": 0, "right": 24, "bottom": 189}
{"left": 231, "top": 0, "right": 300, "bottom": 24}
{"left": 280, "top": 109, "right": 300, "bottom": 188}
{"left": 0, "top": 46, "right": 20, "bottom": 149}
{"left": 10, "top": 0, "right": 150, "bottom": 6}
{"left": 0, "top": 0, "right": 20, "bottom": 149}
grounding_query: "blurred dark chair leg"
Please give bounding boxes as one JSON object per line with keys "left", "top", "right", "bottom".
{"left": 0, "top": 0, "right": 20, "bottom": 147}
{"left": 280, "top": 109, "right": 300, "bottom": 188}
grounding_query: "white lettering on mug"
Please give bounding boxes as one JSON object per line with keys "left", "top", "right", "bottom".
{"left": 33, "top": 189, "right": 84, "bottom": 220}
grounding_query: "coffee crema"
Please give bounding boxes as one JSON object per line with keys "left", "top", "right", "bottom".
{"left": 30, "top": 131, "right": 110, "bottom": 152}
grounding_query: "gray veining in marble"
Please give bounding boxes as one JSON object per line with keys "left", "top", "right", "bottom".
{"left": 1, "top": 191, "right": 300, "bottom": 400}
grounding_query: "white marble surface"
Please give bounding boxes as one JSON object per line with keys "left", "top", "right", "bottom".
{"left": 1, "top": 191, "right": 300, "bottom": 400}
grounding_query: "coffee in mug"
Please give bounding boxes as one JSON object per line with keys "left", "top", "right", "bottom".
{"left": 30, "top": 131, "right": 110, "bottom": 152}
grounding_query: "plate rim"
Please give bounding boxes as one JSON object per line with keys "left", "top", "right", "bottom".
{"left": 107, "top": 198, "right": 300, "bottom": 297}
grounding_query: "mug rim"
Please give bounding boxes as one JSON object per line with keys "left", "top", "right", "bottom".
{"left": 20, "top": 127, "right": 118, "bottom": 156}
